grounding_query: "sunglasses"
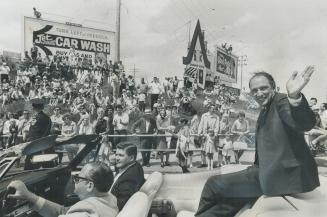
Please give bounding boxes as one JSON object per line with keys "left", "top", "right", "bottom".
{"left": 72, "top": 175, "right": 93, "bottom": 183}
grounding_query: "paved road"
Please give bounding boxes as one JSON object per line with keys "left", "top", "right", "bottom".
{"left": 140, "top": 149, "right": 327, "bottom": 176}
{"left": 140, "top": 150, "right": 255, "bottom": 174}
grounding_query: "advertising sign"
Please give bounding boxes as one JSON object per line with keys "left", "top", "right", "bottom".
{"left": 24, "top": 17, "right": 115, "bottom": 62}
{"left": 215, "top": 47, "right": 238, "bottom": 83}
{"left": 2, "top": 51, "right": 21, "bottom": 62}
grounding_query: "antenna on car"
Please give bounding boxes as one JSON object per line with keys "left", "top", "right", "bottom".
{"left": 282, "top": 196, "right": 298, "bottom": 211}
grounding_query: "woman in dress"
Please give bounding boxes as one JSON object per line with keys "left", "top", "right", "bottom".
{"left": 156, "top": 109, "right": 173, "bottom": 167}
{"left": 230, "top": 111, "right": 250, "bottom": 163}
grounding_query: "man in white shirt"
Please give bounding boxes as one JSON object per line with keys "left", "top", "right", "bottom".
{"left": 0, "top": 62, "right": 10, "bottom": 83}
{"left": 3, "top": 112, "right": 18, "bottom": 135}
{"left": 149, "top": 77, "right": 162, "bottom": 110}
{"left": 113, "top": 104, "right": 129, "bottom": 147}
{"left": 18, "top": 110, "right": 31, "bottom": 142}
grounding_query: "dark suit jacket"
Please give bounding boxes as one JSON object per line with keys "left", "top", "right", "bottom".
{"left": 131, "top": 117, "right": 157, "bottom": 149}
{"left": 131, "top": 117, "right": 157, "bottom": 134}
{"left": 27, "top": 111, "right": 52, "bottom": 141}
{"left": 111, "top": 162, "right": 145, "bottom": 211}
{"left": 255, "top": 93, "right": 319, "bottom": 196}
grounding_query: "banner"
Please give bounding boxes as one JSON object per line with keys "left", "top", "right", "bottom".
{"left": 24, "top": 17, "right": 115, "bottom": 62}
{"left": 215, "top": 47, "right": 238, "bottom": 83}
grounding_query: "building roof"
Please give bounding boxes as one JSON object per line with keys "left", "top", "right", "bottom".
{"left": 182, "top": 20, "right": 211, "bottom": 68}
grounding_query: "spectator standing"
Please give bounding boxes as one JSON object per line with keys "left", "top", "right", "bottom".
{"left": 61, "top": 114, "right": 78, "bottom": 161}
{"left": 30, "top": 43, "right": 38, "bottom": 61}
{"left": 119, "top": 73, "right": 127, "bottom": 95}
{"left": 156, "top": 109, "right": 173, "bottom": 167}
{"left": 131, "top": 108, "right": 157, "bottom": 167}
{"left": 319, "top": 103, "right": 327, "bottom": 129}
{"left": 3, "top": 112, "right": 18, "bottom": 135}
{"left": 0, "top": 62, "right": 10, "bottom": 83}
{"left": 204, "top": 129, "right": 216, "bottom": 170}
{"left": 217, "top": 113, "right": 230, "bottom": 167}
{"left": 149, "top": 77, "right": 162, "bottom": 110}
{"left": 78, "top": 116, "right": 93, "bottom": 135}
{"left": 18, "top": 110, "right": 31, "bottom": 142}
{"left": 7, "top": 119, "right": 18, "bottom": 148}
{"left": 93, "top": 108, "right": 109, "bottom": 135}
{"left": 61, "top": 114, "right": 77, "bottom": 137}
{"left": 137, "top": 78, "right": 148, "bottom": 95}
{"left": 113, "top": 105, "right": 129, "bottom": 148}
{"left": 309, "top": 97, "right": 318, "bottom": 109}
{"left": 176, "top": 118, "right": 190, "bottom": 173}
{"left": 25, "top": 98, "right": 52, "bottom": 170}
{"left": 188, "top": 112, "right": 200, "bottom": 168}
{"left": 137, "top": 89, "right": 146, "bottom": 112}
{"left": 50, "top": 107, "right": 63, "bottom": 135}
{"left": 197, "top": 104, "right": 220, "bottom": 168}
{"left": 127, "top": 75, "right": 135, "bottom": 94}
{"left": 172, "top": 76, "right": 179, "bottom": 92}
{"left": 230, "top": 111, "right": 250, "bottom": 164}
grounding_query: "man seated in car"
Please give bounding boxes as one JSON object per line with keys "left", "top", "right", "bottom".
{"left": 7, "top": 162, "right": 118, "bottom": 217}
{"left": 110, "top": 142, "right": 145, "bottom": 211}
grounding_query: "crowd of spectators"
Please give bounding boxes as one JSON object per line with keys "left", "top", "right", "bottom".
{"left": 307, "top": 97, "right": 327, "bottom": 155}
{"left": 0, "top": 47, "right": 254, "bottom": 172}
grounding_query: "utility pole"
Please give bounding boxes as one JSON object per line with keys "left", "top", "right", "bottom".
{"left": 133, "top": 64, "right": 136, "bottom": 78}
{"left": 115, "top": 0, "right": 121, "bottom": 63}
{"left": 238, "top": 55, "right": 247, "bottom": 91}
{"left": 129, "top": 65, "right": 140, "bottom": 79}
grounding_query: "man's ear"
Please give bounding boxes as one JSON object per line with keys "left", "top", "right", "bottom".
{"left": 87, "top": 181, "right": 94, "bottom": 192}
{"left": 128, "top": 155, "right": 135, "bottom": 162}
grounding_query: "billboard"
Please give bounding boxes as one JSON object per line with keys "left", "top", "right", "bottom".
{"left": 2, "top": 51, "right": 21, "bottom": 61}
{"left": 215, "top": 47, "right": 238, "bottom": 83}
{"left": 24, "top": 17, "right": 115, "bottom": 63}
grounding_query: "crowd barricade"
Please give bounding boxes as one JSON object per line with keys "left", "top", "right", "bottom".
{"left": 101, "top": 133, "right": 256, "bottom": 152}
{"left": 0, "top": 134, "right": 24, "bottom": 149}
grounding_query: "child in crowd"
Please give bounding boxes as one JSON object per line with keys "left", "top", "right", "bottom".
{"left": 222, "top": 135, "right": 234, "bottom": 164}
{"left": 7, "top": 119, "right": 18, "bottom": 148}
{"left": 205, "top": 128, "right": 216, "bottom": 170}
{"left": 176, "top": 118, "right": 190, "bottom": 173}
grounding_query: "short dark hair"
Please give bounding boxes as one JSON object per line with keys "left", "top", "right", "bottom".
{"left": 87, "top": 162, "right": 113, "bottom": 192}
{"left": 116, "top": 104, "right": 123, "bottom": 110}
{"left": 310, "top": 97, "right": 317, "bottom": 102}
{"left": 116, "top": 142, "right": 137, "bottom": 160}
{"left": 249, "top": 71, "right": 276, "bottom": 90}
{"left": 238, "top": 111, "right": 246, "bottom": 118}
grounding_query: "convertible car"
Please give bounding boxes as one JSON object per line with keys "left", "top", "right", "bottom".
{"left": 1, "top": 135, "right": 327, "bottom": 217}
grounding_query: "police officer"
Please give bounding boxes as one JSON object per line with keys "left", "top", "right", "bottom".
{"left": 24, "top": 98, "right": 52, "bottom": 170}
{"left": 27, "top": 98, "right": 52, "bottom": 142}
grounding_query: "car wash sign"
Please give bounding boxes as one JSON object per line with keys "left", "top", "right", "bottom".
{"left": 24, "top": 17, "right": 115, "bottom": 61}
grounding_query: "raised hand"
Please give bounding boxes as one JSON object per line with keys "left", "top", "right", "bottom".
{"left": 286, "top": 66, "right": 314, "bottom": 99}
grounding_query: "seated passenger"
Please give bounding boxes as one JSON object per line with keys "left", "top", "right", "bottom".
{"left": 196, "top": 68, "right": 319, "bottom": 217}
{"left": 7, "top": 162, "right": 118, "bottom": 217}
{"left": 110, "top": 142, "right": 145, "bottom": 211}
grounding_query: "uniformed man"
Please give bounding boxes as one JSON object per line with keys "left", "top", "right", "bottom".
{"left": 24, "top": 98, "right": 52, "bottom": 170}
{"left": 27, "top": 98, "right": 52, "bottom": 142}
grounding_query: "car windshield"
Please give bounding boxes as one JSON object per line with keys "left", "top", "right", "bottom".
{"left": 1, "top": 142, "right": 87, "bottom": 180}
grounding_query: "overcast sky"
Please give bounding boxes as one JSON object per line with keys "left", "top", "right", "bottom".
{"left": 1, "top": 0, "right": 327, "bottom": 102}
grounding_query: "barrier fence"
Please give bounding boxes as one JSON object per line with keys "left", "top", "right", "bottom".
{"left": 0, "top": 133, "right": 256, "bottom": 152}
